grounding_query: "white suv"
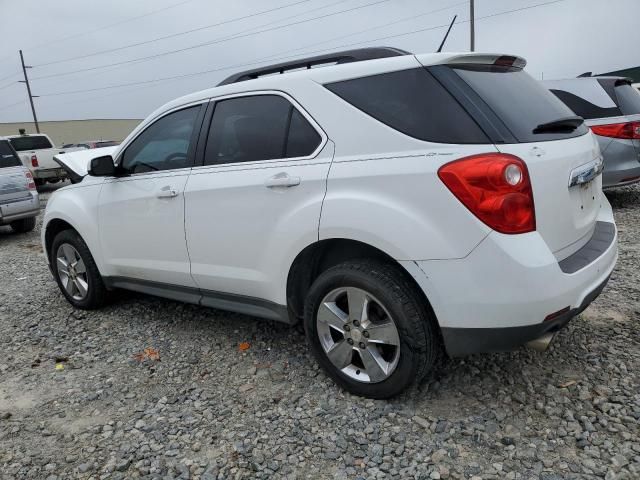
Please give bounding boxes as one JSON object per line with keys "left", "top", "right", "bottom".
{"left": 44, "top": 48, "right": 618, "bottom": 398}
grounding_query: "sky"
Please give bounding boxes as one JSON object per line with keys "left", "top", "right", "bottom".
{"left": 0, "top": 0, "right": 638, "bottom": 123}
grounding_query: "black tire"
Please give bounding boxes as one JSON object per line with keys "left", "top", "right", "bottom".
{"left": 304, "top": 259, "right": 440, "bottom": 399}
{"left": 10, "top": 216, "right": 36, "bottom": 233}
{"left": 51, "top": 229, "right": 108, "bottom": 309}
{"left": 34, "top": 178, "right": 45, "bottom": 187}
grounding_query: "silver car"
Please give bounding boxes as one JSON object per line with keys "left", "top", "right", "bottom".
{"left": 544, "top": 77, "right": 640, "bottom": 188}
{"left": 0, "top": 139, "right": 39, "bottom": 233}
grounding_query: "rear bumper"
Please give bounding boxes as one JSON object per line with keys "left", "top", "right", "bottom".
{"left": 32, "top": 167, "right": 67, "bottom": 180}
{"left": 440, "top": 274, "right": 610, "bottom": 356}
{"left": 0, "top": 193, "right": 39, "bottom": 224}
{"left": 401, "top": 199, "right": 617, "bottom": 356}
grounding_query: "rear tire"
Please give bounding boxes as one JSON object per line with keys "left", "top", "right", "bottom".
{"left": 51, "top": 229, "right": 108, "bottom": 309}
{"left": 10, "top": 216, "right": 36, "bottom": 233}
{"left": 304, "top": 259, "right": 439, "bottom": 399}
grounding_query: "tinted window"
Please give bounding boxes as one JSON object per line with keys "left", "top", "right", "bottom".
{"left": 204, "top": 95, "right": 320, "bottom": 165}
{"left": 325, "top": 68, "right": 489, "bottom": 144}
{"left": 10, "top": 135, "right": 53, "bottom": 151}
{"left": 0, "top": 141, "right": 22, "bottom": 168}
{"left": 615, "top": 84, "right": 640, "bottom": 116}
{"left": 549, "top": 89, "right": 621, "bottom": 119}
{"left": 453, "top": 65, "right": 588, "bottom": 142}
{"left": 121, "top": 106, "right": 199, "bottom": 173}
{"left": 286, "top": 109, "right": 321, "bottom": 157}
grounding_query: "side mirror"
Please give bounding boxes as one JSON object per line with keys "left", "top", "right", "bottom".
{"left": 88, "top": 155, "right": 115, "bottom": 177}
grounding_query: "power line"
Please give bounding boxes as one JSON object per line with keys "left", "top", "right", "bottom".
{"left": 0, "top": 81, "right": 20, "bottom": 91}
{"left": 35, "top": 1, "right": 464, "bottom": 98}
{"left": 22, "top": 0, "right": 197, "bottom": 53}
{"left": 0, "top": 71, "right": 21, "bottom": 83}
{"left": 31, "top": 0, "right": 393, "bottom": 80}
{"left": 0, "top": 100, "right": 26, "bottom": 112}
{"left": 35, "top": 0, "right": 321, "bottom": 68}
{"left": 37, "top": 0, "right": 569, "bottom": 99}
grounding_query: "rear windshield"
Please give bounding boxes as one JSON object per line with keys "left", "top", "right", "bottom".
{"left": 0, "top": 141, "right": 22, "bottom": 168}
{"left": 549, "top": 89, "right": 621, "bottom": 119}
{"left": 10, "top": 135, "right": 53, "bottom": 151}
{"left": 452, "top": 65, "right": 588, "bottom": 142}
{"left": 325, "top": 68, "right": 491, "bottom": 144}
{"left": 615, "top": 84, "right": 640, "bottom": 116}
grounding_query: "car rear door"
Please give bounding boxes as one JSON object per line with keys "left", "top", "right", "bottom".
{"left": 98, "top": 104, "right": 205, "bottom": 287}
{"left": 184, "top": 92, "right": 332, "bottom": 306}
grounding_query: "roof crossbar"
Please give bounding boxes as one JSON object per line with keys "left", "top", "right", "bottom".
{"left": 217, "top": 47, "right": 411, "bottom": 86}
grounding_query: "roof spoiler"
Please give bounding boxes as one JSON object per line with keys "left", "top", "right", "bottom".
{"left": 217, "top": 47, "right": 411, "bottom": 86}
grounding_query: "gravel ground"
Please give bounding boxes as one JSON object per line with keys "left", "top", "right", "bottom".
{"left": 0, "top": 183, "right": 638, "bottom": 480}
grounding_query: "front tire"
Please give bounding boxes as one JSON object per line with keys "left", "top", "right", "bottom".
{"left": 51, "top": 229, "right": 108, "bottom": 309}
{"left": 10, "top": 216, "right": 36, "bottom": 233}
{"left": 304, "top": 259, "right": 439, "bottom": 399}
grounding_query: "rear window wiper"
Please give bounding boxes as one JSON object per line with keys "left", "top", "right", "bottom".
{"left": 533, "top": 116, "right": 584, "bottom": 134}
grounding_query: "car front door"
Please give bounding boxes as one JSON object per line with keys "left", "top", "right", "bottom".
{"left": 184, "top": 92, "right": 332, "bottom": 308}
{"left": 98, "top": 103, "right": 204, "bottom": 288}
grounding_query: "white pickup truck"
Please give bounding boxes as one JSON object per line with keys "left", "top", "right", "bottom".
{"left": 7, "top": 133, "right": 73, "bottom": 187}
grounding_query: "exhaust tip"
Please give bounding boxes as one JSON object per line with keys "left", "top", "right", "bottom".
{"left": 526, "top": 332, "right": 555, "bottom": 352}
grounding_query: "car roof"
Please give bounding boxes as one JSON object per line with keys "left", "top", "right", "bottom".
{"left": 153, "top": 50, "right": 524, "bottom": 115}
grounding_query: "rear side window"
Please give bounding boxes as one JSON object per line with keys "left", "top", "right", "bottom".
{"left": 286, "top": 109, "right": 321, "bottom": 157}
{"left": 204, "top": 95, "right": 321, "bottom": 165}
{"left": 615, "top": 84, "right": 640, "bottom": 116}
{"left": 452, "top": 65, "right": 588, "bottom": 142}
{"left": 549, "top": 89, "right": 621, "bottom": 119}
{"left": 325, "top": 68, "right": 490, "bottom": 144}
{"left": 0, "top": 141, "right": 22, "bottom": 168}
{"left": 9, "top": 135, "right": 53, "bottom": 151}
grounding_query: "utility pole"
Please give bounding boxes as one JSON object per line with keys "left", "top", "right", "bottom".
{"left": 470, "top": 0, "right": 475, "bottom": 52}
{"left": 19, "top": 50, "right": 40, "bottom": 133}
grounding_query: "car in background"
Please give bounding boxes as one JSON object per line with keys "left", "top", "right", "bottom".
{"left": 7, "top": 133, "right": 72, "bottom": 187}
{"left": 544, "top": 76, "right": 640, "bottom": 188}
{"left": 61, "top": 140, "right": 120, "bottom": 150}
{"left": 0, "top": 139, "right": 39, "bottom": 233}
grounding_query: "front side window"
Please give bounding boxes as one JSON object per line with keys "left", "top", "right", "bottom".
{"left": 121, "top": 106, "right": 200, "bottom": 174}
{"left": 204, "top": 95, "right": 321, "bottom": 165}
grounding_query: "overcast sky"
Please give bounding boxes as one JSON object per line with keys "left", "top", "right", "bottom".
{"left": 0, "top": 0, "right": 638, "bottom": 123}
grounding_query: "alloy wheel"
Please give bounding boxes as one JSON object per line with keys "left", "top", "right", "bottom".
{"left": 56, "top": 243, "right": 89, "bottom": 301}
{"left": 316, "top": 287, "right": 401, "bottom": 383}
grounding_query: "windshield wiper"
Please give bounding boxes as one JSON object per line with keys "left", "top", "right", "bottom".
{"left": 533, "top": 116, "right": 584, "bottom": 134}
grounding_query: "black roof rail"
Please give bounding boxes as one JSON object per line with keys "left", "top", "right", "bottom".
{"left": 217, "top": 47, "right": 411, "bottom": 86}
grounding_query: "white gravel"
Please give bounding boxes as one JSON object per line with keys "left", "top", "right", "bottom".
{"left": 0, "top": 183, "right": 638, "bottom": 479}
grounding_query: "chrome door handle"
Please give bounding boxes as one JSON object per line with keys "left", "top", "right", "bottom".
{"left": 264, "top": 173, "right": 301, "bottom": 188}
{"left": 157, "top": 186, "right": 178, "bottom": 198}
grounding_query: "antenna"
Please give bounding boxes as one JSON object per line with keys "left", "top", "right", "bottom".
{"left": 437, "top": 15, "right": 458, "bottom": 53}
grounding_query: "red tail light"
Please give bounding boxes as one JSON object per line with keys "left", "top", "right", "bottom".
{"left": 591, "top": 121, "right": 640, "bottom": 140}
{"left": 438, "top": 153, "right": 536, "bottom": 234}
{"left": 31, "top": 154, "right": 39, "bottom": 167}
{"left": 25, "top": 171, "right": 36, "bottom": 190}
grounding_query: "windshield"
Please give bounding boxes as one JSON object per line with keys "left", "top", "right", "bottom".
{"left": 452, "top": 65, "right": 588, "bottom": 142}
{"left": 10, "top": 135, "right": 53, "bottom": 151}
{"left": 0, "top": 141, "right": 23, "bottom": 168}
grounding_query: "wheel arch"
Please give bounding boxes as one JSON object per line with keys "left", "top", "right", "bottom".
{"left": 285, "top": 238, "right": 439, "bottom": 329}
